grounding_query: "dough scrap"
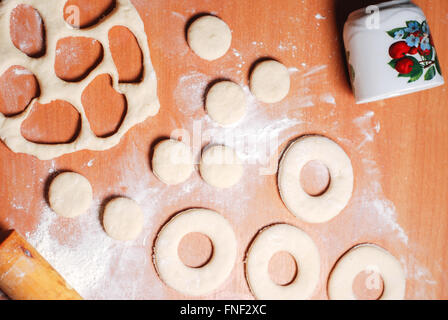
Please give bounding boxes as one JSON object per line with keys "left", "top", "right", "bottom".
{"left": 0, "top": 0, "right": 160, "bottom": 160}
{"left": 205, "top": 81, "right": 247, "bottom": 126}
{"left": 153, "top": 208, "right": 237, "bottom": 296}
{"left": 103, "top": 197, "right": 144, "bottom": 241}
{"left": 200, "top": 145, "right": 243, "bottom": 189}
{"left": 187, "top": 15, "right": 232, "bottom": 61}
{"left": 49, "top": 172, "right": 93, "bottom": 218}
{"left": 278, "top": 135, "right": 353, "bottom": 223}
{"left": 152, "top": 139, "right": 194, "bottom": 185}
{"left": 250, "top": 60, "right": 290, "bottom": 103}
{"left": 245, "top": 224, "right": 320, "bottom": 300}
{"left": 327, "top": 244, "right": 406, "bottom": 300}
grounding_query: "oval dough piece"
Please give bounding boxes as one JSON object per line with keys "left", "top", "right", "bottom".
{"left": 153, "top": 208, "right": 237, "bottom": 296}
{"left": 49, "top": 172, "right": 93, "bottom": 218}
{"left": 328, "top": 244, "right": 406, "bottom": 300}
{"left": 250, "top": 60, "right": 290, "bottom": 103}
{"left": 187, "top": 15, "right": 232, "bottom": 61}
{"left": 205, "top": 81, "right": 247, "bottom": 126}
{"left": 278, "top": 135, "right": 354, "bottom": 223}
{"left": 245, "top": 224, "right": 320, "bottom": 300}
{"left": 152, "top": 139, "right": 194, "bottom": 185}
{"left": 103, "top": 197, "right": 144, "bottom": 241}
{"left": 200, "top": 145, "right": 243, "bottom": 188}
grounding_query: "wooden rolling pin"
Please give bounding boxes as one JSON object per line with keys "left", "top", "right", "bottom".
{"left": 0, "top": 230, "right": 82, "bottom": 300}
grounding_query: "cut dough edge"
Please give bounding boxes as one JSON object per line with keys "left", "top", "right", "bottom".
{"left": 0, "top": 0, "right": 160, "bottom": 160}
{"left": 278, "top": 135, "right": 354, "bottom": 223}
{"left": 327, "top": 244, "right": 406, "bottom": 300}
{"left": 153, "top": 208, "right": 237, "bottom": 296}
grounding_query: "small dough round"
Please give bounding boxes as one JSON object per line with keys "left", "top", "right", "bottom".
{"left": 103, "top": 197, "right": 144, "bottom": 241}
{"left": 187, "top": 15, "right": 232, "bottom": 61}
{"left": 152, "top": 139, "right": 194, "bottom": 185}
{"left": 328, "top": 244, "right": 406, "bottom": 300}
{"left": 245, "top": 224, "right": 320, "bottom": 300}
{"left": 153, "top": 208, "right": 237, "bottom": 296}
{"left": 49, "top": 172, "right": 93, "bottom": 218}
{"left": 250, "top": 60, "right": 290, "bottom": 103}
{"left": 206, "top": 81, "right": 247, "bottom": 126}
{"left": 278, "top": 135, "right": 354, "bottom": 223}
{"left": 200, "top": 145, "right": 243, "bottom": 188}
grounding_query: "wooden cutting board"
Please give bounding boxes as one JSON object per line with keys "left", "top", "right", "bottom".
{"left": 0, "top": 0, "right": 447, "bottom": 300}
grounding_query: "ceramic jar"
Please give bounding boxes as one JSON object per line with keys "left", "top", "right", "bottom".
{"left": 344, "top": 0, "right": 444, "bottom": 104}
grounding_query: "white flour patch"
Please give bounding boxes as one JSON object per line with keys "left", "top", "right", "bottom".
{"left": 171, "top": 11, "right": 186, "bottom": 21}
{"left": 174, "top": 71, "right": 209, "bottom": 116}
{"left": 315, "top": 13, "right": 327, "bottom": 20}
{"left": 288, "top": 67, "right": 299, "bottom": 74}
{"left": 302, "top": 65, "right": 327, "bottom": 77}
{"left": 13, "top": 67, "right": 33, "bottom": 76}
{"left": 320, "top": 93, "right": 336, "bottom": 105}
{"left": 353, "top": 111, "right": 379, "bottom": 150}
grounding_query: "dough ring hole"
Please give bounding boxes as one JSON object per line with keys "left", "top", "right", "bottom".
{"left": 21, "top": 100, "right": 81, "bottom": 144}
{"left": 10, "top": 4, "right": 46, "bottom": 57}
{"left": 178, "top": 232, "right": 214, "bottom": 269}
{"left": 300, "top": 160, "right": 331, "bottom": 197}
{"left": 268, "top": 251, "right": 298, "bottom": 286}
{"left": 63, "top": 0, "right": 116, "bottom": 29}
{"left": 352, "top": 270, "right": 384, "bottom": 300}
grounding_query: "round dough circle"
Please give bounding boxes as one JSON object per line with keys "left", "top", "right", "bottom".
{"left": 200, "top": 145, "right": 243, "bottom": 188}
{"left": 328, "top": 244, "right": 406, "bottom": 300}
{"left": 278, "top": 135, "right": 354, "bottom": 223}
{"left": 103, "top": 197, "right": 144, "bottom": 241}
{"left": 245, "top": 224, "right": 320, "bottom": 300}
{"left": 187, "top": 15, "right": 232, "bottom": 61}
{"left": 250, "top": 60, "right": 290, "bottom": 103}
{"left": 152, "top": 139, "right": 194, "bottom": 185}
{"left": 49, "top": 172, "right": 93, "bottom": 218}
{"left": 206, "top": 81, "right": 247, "bottom": 126}
{"left": 153, "top": 208, "right": 237, "bottom": 296}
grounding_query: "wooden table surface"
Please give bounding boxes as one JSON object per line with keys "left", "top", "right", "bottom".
{"left": 0, "top": 0, "right": 447, "bottom": 300}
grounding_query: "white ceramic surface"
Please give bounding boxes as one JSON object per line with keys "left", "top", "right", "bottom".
{"left": 344, "top": 0, "right": 444, "bottom": 104}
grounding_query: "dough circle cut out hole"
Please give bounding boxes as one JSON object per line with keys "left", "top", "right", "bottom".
{"left": 48, "top": 172, "right": 93, "bottom": 218}
{"left": 187, "top": 15, "right": 232, "bottom": 61}
{"left": 250, "top": 60, "right": 290, "bottom": 103}
{"left": 300, "top": 160, "right": 331, "bottom": 197}
{"left": 200, "top": 145, "right": 243, "bottom": 189}
{"left": 245, "top": 224, "right": 320, "bottom": 300}
{"left": 268, "top": 251, "right": 298, "bottom": 287}
{"left": 152, "top": 139, "right": 194, "bottom": 185}
{"left": 352, "top": 270, "right": 385, "bottom": 300}
{"left": 153, "top": 208, "right": 237, "bottom": 296}
{"left": 278, "top": 135, "right": 354, "bottom": 223}
{"left": 178, "top": 232, "right": 213, "bottom": 269}
{"left": 103, "top": 197, "right": 144, "bottom": 241}
{"left": 205, "top": 80, "right": 247, "bottom": 126}
{"left": 327, "top": 244, "right": 405, "bottom": 300}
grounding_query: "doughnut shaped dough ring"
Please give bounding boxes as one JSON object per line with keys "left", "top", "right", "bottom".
{"left": 327, "top": 244, "right": 406, "bottom": 300}
{"left": 245, "top": 224, "right": 320, "bottom": 300}
{"left": 153, "top": 209, "right": 237, "bottom": 296}
{"left": 278, "top": 135, "right": 354, "bottom": 223}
